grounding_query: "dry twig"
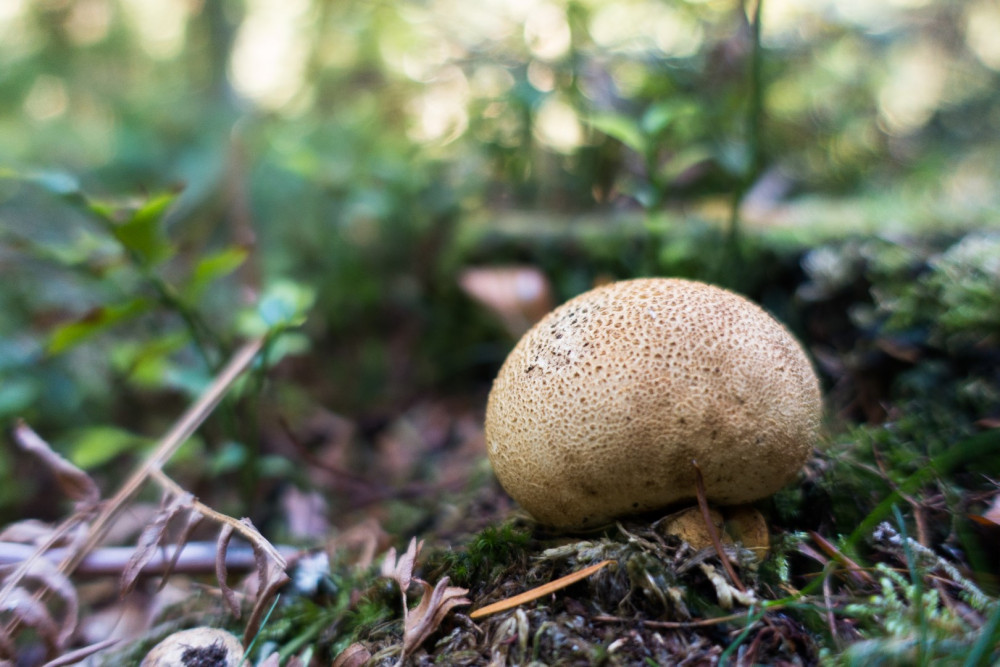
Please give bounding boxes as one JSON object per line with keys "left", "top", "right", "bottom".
{"left": 469, "top": 560, "right": 614, "bottom": 620}
{"left": 0, "top": 338, "right": 291, "bottom": 659}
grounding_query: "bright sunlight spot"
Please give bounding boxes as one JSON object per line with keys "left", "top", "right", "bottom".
{"left": 120, "top": 0, "right": 190, "bottom": 60}
{"left": 230, "top": 0, "right": 311, "bottom": 110}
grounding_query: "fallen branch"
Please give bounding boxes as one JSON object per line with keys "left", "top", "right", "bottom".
{"left": 0, "top": 541, "right": 298, "bottom": 577}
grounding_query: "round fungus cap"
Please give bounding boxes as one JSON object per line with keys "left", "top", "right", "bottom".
{"left": 484, "top": 278, "right": 822, "bottom": 529}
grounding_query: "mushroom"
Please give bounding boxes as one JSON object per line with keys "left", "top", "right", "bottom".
{"left": 484, "top": 277, "right": 822, "bottom": 529}
{"left": 141, "top": 627, "right": 243, "bottom": 667}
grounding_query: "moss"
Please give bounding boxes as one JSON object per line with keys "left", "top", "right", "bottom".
{"left": 434, "top": 521, "right": 532, "bottom": 589}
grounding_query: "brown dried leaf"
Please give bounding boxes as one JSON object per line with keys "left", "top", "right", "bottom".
{"left": 121, "top": 494, "right": 194, "bottom": 595}
{"left": 41, "top": 637, "right": 119, "bottom": 666}
{"left": 332, "top": 643, "right": 372, "bottom": 667}
{"left": 380, "top": 537, "right": 422, "bottom": 593}
{"left": 243, "top": 541, "right": 290, "bottom": 645}
{"left": 215, "top": 524, "right": 240, "bottom": 617}
{"left": 279, "top": 486, "right": 329, "bottom": 541}
{"left": 0, "top": 630, "right": 15, "bottom": 659}
{"left": 1, "top": 587, "right": 61, "bottom": 654}
{"left": 327, "top": 518, "right": 390, "bottom": 571}
{"left": 5, "top": 555, "right": 80, "bottom": 647}
{"left": 0, "top": 519, "right": 59, "bottom": 545}
{"left": 159, "top": 510, "right": 204, "bottom": 589}
{"left": 14, "top": 421, "right": 100, "bottom": 507}
{"left": 402, "top": 577, "right": 469, "bottom": 659}
{"left": 977, "top": 493, "right": 1000, "bottom": 527}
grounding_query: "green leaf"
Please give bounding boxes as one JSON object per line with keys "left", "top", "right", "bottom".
{"left": 28, "top": 170, "right": 82, "bottom": 197}
{"left": 0, "top": 377, "right": 40, "bottom": 417}
{"left": 239, "top": 280, "right": 316, "bottom": 336}
{"left": 47, "top": 298, "right": 150, "bottom": 355}
{"left": 64, "top": 426, "right": 151, "bottom": 469}
{"left": 210, "top": 440, "right": 248, "bottom": 475}
{"left": 641, "top": 103, "right": 676, "bottom": 136}
{"left": 112, "top": 193, "right": 176, "bottom": 265}
{"left": 186, "top": 245, "right": 249, "bottom": 300}
{"left": 589, "top": 113, "right": 647, "bottom": 155}
{"left": 110, "top": 333, "right": 188, "bottom": 388}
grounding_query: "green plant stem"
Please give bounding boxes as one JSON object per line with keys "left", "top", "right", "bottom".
{"left": 140, "top": 269, "right": 223, "bottom": 372}
{"left": 894, "top": 505, "right": 929, "bottom": 667}
{"left": 72, "top": 192, "right": 227, "bottom": 373}
{"left": 963, "top": 602, "right": 1000, "bottom": 667}
{"left": 718, "top": 603, "right": 762, "bottom": 665}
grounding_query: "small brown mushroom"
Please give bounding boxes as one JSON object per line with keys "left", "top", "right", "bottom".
{"left": 485, "top": 278, "right": 822, "bottom": 529}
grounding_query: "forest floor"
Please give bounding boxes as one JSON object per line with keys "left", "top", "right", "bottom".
{"left": 3, "top": 226, "right": 1000, "bottom": 666}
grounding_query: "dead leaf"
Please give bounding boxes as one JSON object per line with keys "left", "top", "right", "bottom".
{"left": 158, "top": 510, "right": 204, "bottom": 588}
{"left": 401, "top": 577, "right": 470, "bottom": 661}
{"left": 258, "top": 653, "right": 280, "bottom": 667}
{"left": 243, "top": 544, "right": 290, "bottom": 645}
{"left": 327, "top": 518, "right": 390, "bottom": 571}
{"left": 121, "top": 494, "right": 194, "bottom": 595}
{"left": 215, "top": 524, "right": 241, "bottom": 617}
{"left": 381, "top": 537, "right": 422, "bottom": 593}
{"left": 973, "top": 493, "right": 1000, "bottom": 527}
{"left": 0, "top": 520, "right": 62, "bottom": 546}
{"left": 1, "top": 587, "right": 61, "bottom": 655}
{"left": 2, "top": 555, "right": 80, "bottom": 649}
{"left": 14, "top": 421, "right": 100, "bottom": 508}
{"left": 332, "top": 643, "right": 372, "bottom": 667}
{"left": 41, "top": 637, "right": 119, "bottom": 666}
{"left": 279, "top": 487, "right": 329, "bottom": 540}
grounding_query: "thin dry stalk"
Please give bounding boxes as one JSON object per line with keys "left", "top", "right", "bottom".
{"left": 691, "top": 460, "right": 745, "bottom": 592}
{"left": 808, "top": 531, "right": 875, "bottom": 587}
{"left": 1, "top": 338, "right": 265, "bottom": 648}
{"left": 64, "top": 338, "right": 265, "bottom": 575}
{"left": 469, "top": 560, "right": 614, "bottom": 619}
{"left": 822, "top": 566, "right": 840, "bottom": 650}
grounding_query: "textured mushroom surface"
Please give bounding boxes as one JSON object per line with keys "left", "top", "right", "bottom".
{"left": 485, "top": 278, "right": 822, "bottom": 528}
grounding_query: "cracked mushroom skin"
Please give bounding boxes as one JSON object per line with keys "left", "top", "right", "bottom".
{"left": 484, "top": 278, "right": 822, "bottom": 529}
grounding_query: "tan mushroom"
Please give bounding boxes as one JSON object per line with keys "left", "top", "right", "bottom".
{"left": 141, "top": 627, "right": 243, "bottom": 667}
{"left": 484, "top": 277, "right": 822, "bottom": 529}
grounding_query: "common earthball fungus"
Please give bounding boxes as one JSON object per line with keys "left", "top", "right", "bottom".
{"left": 484, "top": 278, "right": 822, "bottom": 529}
{"left": 141, "top": 627, "right": 243, "bottom": 666}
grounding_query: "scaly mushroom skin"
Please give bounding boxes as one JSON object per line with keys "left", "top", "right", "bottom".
{"left": 485, "top": 278, "right": 822, "bottom": 529}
